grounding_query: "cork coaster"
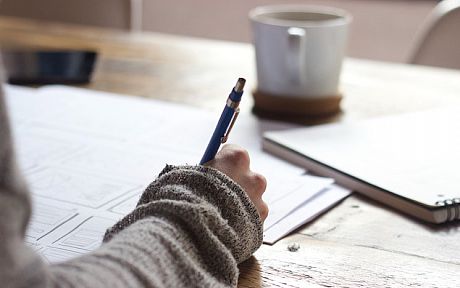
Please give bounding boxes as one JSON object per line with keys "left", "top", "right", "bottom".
{"left": 252, "top": 89, "right": 342, "bottom": 122}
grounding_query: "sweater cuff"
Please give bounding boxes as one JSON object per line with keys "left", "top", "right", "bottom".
{"left": 104, "top": 164, "right": 263, "bottom": 264}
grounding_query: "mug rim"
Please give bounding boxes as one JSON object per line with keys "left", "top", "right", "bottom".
{"left": 249, "top": 5, "right": 352, "bottom": 28}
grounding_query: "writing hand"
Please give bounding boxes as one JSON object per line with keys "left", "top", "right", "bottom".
{"left": 205, "top": 144, "right": 269, "bottom": 221}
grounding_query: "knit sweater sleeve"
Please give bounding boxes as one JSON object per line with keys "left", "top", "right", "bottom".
{"left": 0, "top": 83, "right": 263, "bottom": 287}
{"left": 50, "top": 165, "right": 263, "bottom": 287}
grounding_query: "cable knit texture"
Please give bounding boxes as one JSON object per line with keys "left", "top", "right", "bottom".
{"left": 0, "top": 79, "right": 263, "bottom": 287}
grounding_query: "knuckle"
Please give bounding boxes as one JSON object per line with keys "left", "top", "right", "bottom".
{"left": 252, "top": 173, "right": 267, "bottom": 193}
{"left": 225, "top": 147, "right": 250, "bottom": 167}
{"left": 259, "top": 203, "right": 269, "bottom": 219}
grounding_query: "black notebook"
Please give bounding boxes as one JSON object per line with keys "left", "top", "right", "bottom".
{"left": 263, "top": 107, "right": 460, "bottom": 223}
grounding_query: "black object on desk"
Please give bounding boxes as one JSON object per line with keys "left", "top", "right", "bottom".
{"left": 2, "top": 50, "right": 97, "bottom": 85}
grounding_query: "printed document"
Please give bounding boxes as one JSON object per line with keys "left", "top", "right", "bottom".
{"left": 5, "top": 85, "right": 350, "bottom": 262}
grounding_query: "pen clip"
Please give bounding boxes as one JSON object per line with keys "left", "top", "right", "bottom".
{"left": 221, "top": 107, "right": 240, "bottom": 143}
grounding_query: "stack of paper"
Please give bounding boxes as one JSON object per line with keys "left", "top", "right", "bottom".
{"left": 5, "top": 85, "right": 350, "bottom": 262}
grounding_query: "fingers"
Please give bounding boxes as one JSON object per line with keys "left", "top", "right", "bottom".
{"left": 244, "top": 172, "right": 268, "bottom": 221}
{"left": 257, "top": 201, "right": 269, "bottom": 221}
{"left": 204, "top": 144, "right": 249, "bottom": 175}
{"left": 251, "top": 172, "right": 267, "bottom": 195}
{"left": 205, "top": 144, "right": 269, "bottom": 221}
{"left": 218, "top": 144, "right": 250, "bottom": 169}
{"left": 239, "top": 172, "right": 266, "bottom": 196}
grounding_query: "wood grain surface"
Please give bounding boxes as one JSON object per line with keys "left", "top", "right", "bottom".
{"left": 1, "top": 16, "right": 459, "bottom": 288}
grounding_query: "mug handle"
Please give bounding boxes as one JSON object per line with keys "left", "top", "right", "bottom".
{"left": 287, "top": 27, "right": 306, "bottom": 86}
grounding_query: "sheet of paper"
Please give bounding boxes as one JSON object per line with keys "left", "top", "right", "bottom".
{"left": 263, "top": 184, "right": 351, "bottom": 244}
{"left": 5, "top": 84, "right": 343, "bottom": 263}
{"left": 263, "top": 176, "right": 333, "bottom": 230}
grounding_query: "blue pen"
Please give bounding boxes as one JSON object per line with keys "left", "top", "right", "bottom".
{"left": 200, "top": 78, "right": 246, "bottom": 164}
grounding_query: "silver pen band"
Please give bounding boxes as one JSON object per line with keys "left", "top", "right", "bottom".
{"left": 226, "top": 98, "right": 240, "bottom": 109}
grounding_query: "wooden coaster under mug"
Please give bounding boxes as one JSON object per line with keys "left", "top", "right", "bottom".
{"left": 252, "top": 89, "right": 342, "bottom": 123}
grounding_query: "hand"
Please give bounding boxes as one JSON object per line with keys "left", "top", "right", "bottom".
{"left": 205, "top": 144, "right": 269, "bottom": 221}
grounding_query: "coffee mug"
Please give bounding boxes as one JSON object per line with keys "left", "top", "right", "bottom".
{"left": 250, "top": 5, "right": 352, "bottom": 99}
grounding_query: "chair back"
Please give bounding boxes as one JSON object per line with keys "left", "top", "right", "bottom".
{"left": 410, "top": 0, "right": 460, "bottom": 69}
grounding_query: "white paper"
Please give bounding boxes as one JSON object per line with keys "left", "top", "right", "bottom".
{"left": 54, "top": 216, "right": 117, "bottom": 251}
{"left": 263, "top": 176, "right": 333, "bottom": 230}
{"left": 263, "top": 184, "right": 351, "bottom": 244}
{"left": 27, "top": 199, "right": 78, "bottom": 240}
{"left": 5, "top": 84, "right": 345, "bottom": 263}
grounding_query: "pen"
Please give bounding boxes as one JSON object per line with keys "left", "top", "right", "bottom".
{"left": 199, "top": 78, "right": 246, "bottom": 165}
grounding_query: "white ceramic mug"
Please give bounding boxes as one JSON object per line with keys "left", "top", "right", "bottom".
{"left": 250, "top": 5, "right": 352, "bottom": 98}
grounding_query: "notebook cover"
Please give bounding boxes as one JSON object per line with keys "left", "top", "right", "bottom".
{"left": 263, "top": 107, "right": 460, "bottom": 210}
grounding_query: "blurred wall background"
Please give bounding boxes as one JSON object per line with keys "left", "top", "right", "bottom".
{"left": 0, "top": 0, "right": 133, "bottom": 29}
{"left": 0, "top": 0, "right": 438, "bottom": 63}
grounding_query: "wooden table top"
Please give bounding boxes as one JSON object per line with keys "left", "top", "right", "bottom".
{"left": 1, "top": 17, "right": 459, "bottom": 287}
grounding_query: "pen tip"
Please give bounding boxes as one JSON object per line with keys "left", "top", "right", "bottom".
{"left": 234, "top": 78, "right": 246, "bottom": 92}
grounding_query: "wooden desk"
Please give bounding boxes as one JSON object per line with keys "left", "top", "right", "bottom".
{"left": 1, "top": 17, "right": 459, "bottom": 287}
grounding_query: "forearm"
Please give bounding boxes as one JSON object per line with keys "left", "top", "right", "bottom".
{"left": 51, "top": 217, "right": 232, "bottom": 287}
{"left": 2, "top": 81, "right": 262, "bottom": 287}
{"left": 0, "top": 82, "right": 44, "bottom": 287}
{"left": 49, "top": 165, "right": 263, "bottom": 288}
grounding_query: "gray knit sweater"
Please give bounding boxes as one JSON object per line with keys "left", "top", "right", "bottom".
{"left": 0, "top": 85, "right": 263, "bottom": 287}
